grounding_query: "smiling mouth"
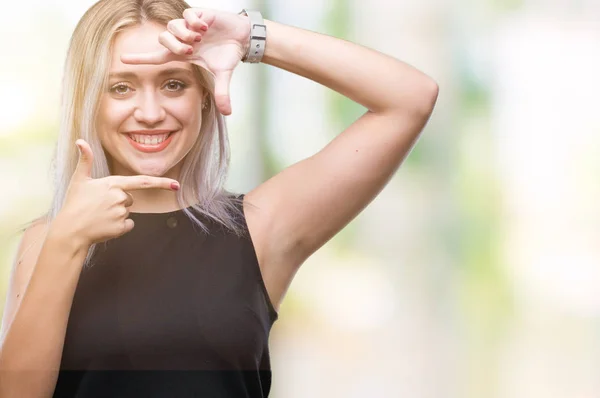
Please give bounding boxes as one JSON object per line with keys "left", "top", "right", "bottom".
{"left": 125, "top": 131, "right": 176, "bottom": 153}
{"left": 127, "top": 132, "right": 174, "bottom": 145}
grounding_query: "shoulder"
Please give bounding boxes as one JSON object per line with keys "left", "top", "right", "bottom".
{"left": 13, "top": 216, "right": 50, "bottom": 279}
{"left": 16, "top": 216, "right": 49, "bottom": 262}
{"left": 0, "top": 216, "right": 49, "bottom": 335}
{"left": 240, "top": 190, "right": 300, "bottom": 265}
{"left": 240, "top": 191, "right": 298, "bottom": 313}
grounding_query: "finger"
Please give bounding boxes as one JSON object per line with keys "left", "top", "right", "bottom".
{"left": 108, "top": 175, "right": 180, "bottom": 191}
{"left": 74, "top": 139, "right": 94, "bottom": 179}
{"left": 187, "top": 8, "right": 217, "bottom": 28}
{"left": 120, "top": 218, "right": 135, "bottom": 236}
{"left": 168, "top": 19, "right": 201, "bottom": 44}
{"left": 159, "top": 30, "right": 195, "bottom": 57}
{"left": 121, "top": 47, "right": 181, "bottom": 65}
{"left": 183, "top": 9, "right": 209, "bottom": 33}
{"left": 123, "top": 192, "right": 134, "bottom": 207}
{"left": 214, "top": 70, "right": 233, "bottom": 115}
{"left": 117, "top": 191, "right": 134, "bottom": 207}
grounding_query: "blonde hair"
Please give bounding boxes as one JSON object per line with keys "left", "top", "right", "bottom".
{"left": 47, "top": 0, "right": 247, "bottom": 266}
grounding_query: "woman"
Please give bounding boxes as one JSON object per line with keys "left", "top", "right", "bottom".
{"left": 0, "top": 0, "right": 438, "bottom": 396}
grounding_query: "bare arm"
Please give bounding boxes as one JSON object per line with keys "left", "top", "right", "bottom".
{"left": 260, "top": 19, "right": 437, "bottom": 115}
{"left": 245, "top": 20, "right": 439, "bottom": 307}
{"left": 0, "top": 220, "right": 88, "bottom": 398}
{"left": 0, "top": 140, "right": 180, "bottom": 397}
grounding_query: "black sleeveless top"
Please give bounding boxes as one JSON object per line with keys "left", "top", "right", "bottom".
{"left": 53, "top": 196, "right": 278, "bottom": 398}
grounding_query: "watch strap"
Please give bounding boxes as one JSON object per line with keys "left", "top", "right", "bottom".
{"left": 239, "top": 9, "right": 266, "bottom": 63}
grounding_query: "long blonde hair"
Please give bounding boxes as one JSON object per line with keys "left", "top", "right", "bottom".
{"left": 48, "top": 0, "right": 246, "bottom": 265}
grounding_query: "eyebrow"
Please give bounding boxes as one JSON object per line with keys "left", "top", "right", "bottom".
{"left": 108, "top": 67, "right": 194, "bottom": 80}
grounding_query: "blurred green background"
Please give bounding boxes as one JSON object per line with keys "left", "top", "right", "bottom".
{"left": 1, "top": 0, "right": 599, "bottom": 397}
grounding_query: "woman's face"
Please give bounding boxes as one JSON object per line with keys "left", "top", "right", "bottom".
{"left": 97, "top": 21, "right": 204, "bottom": 179}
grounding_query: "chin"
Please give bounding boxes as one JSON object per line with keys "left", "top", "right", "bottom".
{"left": 130, "top": 161, "right": 172, "bottom": 178}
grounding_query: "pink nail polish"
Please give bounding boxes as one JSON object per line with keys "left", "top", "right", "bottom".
{"left": 195, "top": 35, "right": 202, "bottom": 42}
{"left": 186, "top": 47, "right": 193, "bottom": 55}
{"left": 171, "top": 182, "right": 180, "bottom": 191}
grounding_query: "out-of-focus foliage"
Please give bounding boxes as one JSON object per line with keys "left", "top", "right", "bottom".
{"left": 1, "top": 0, "right": 599, "bottom": 397}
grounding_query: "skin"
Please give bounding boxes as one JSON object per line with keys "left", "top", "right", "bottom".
{"left": 98, "top": 22, "right": 206, "bottom": 212}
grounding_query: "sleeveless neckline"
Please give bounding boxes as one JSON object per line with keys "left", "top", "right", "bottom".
{"left": 128, "top": 204, "right": 199, "bottom": 217}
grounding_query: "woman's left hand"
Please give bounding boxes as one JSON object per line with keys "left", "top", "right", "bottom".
{"left": 121, "top": 8, "right": 251, "bottom": 115}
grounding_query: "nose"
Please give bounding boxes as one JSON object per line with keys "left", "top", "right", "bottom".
{"left": 133, "top": 90, "right": 166, "bottom": 126}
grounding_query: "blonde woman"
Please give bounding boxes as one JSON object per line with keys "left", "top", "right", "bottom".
{"left": 0, "top": 0, "right": 438, "bottom": 396}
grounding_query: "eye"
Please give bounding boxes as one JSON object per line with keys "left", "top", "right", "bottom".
{"left": 164, "top": 79, "right": 187, "bottom": 92}
{"left": 109, "top": 83, "right": 132, "bottom": 95}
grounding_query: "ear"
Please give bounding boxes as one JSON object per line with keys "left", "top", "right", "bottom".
{"left": 202, "top": 92, "right": 211, "bottom": 110}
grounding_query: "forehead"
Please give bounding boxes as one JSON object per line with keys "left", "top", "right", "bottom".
{"left": 110, "top": 21, "right": 192, "bottom": 74}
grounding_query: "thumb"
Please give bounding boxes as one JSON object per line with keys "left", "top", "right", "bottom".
{"left": 213, "top": 70, "right": 233, "bottom": 116}
{"left": 74, "top": 139, "right": 94, "bottom": 179}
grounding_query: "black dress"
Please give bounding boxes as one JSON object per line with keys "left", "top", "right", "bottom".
{"left": 53, "top": 196, "right": 278, "bottom": 397}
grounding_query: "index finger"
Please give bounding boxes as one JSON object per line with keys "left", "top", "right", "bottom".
{"left": 108, "top": 175, "right": 180, "bottom": 191}
{"left": 120, "top": 48, "right": 180, "bottom": 65}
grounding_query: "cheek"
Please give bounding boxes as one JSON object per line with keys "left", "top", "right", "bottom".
{"left": 171, "top": 98, "right": 203, "bottom": 135}
{"left": 97, "top": 99, "right": 131, "bottom": 138}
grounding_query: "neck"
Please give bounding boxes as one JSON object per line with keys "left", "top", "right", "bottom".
{"left": 128, "top": 189, "right": 182, "bottom": 214}
{"left": 110, "top": 160, "right": 186, "bottom": 214}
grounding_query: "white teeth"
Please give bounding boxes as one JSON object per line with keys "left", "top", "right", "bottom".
{"left": 130, "top": 133, "right": 170, "bottom": 145}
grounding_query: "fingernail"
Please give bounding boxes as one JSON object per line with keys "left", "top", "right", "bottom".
{"left": 171, "top": 182, "right": 180, "bottom": 191}
{"left": 200, "top": 25, "right": 208, "bottom": 31}
{"left": 186, "top": 47, "right": 194, "bottom": 55}
{"left": 195, "top": 35, "right": 202, "bottom": 42}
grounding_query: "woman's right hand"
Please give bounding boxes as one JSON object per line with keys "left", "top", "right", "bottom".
{"left": 52, "top": 139, "right": 180, "bottom": 248}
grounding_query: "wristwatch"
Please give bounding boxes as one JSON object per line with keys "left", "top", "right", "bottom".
{"left": 238, "top": 9, "right": 266, "bottom": 63}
